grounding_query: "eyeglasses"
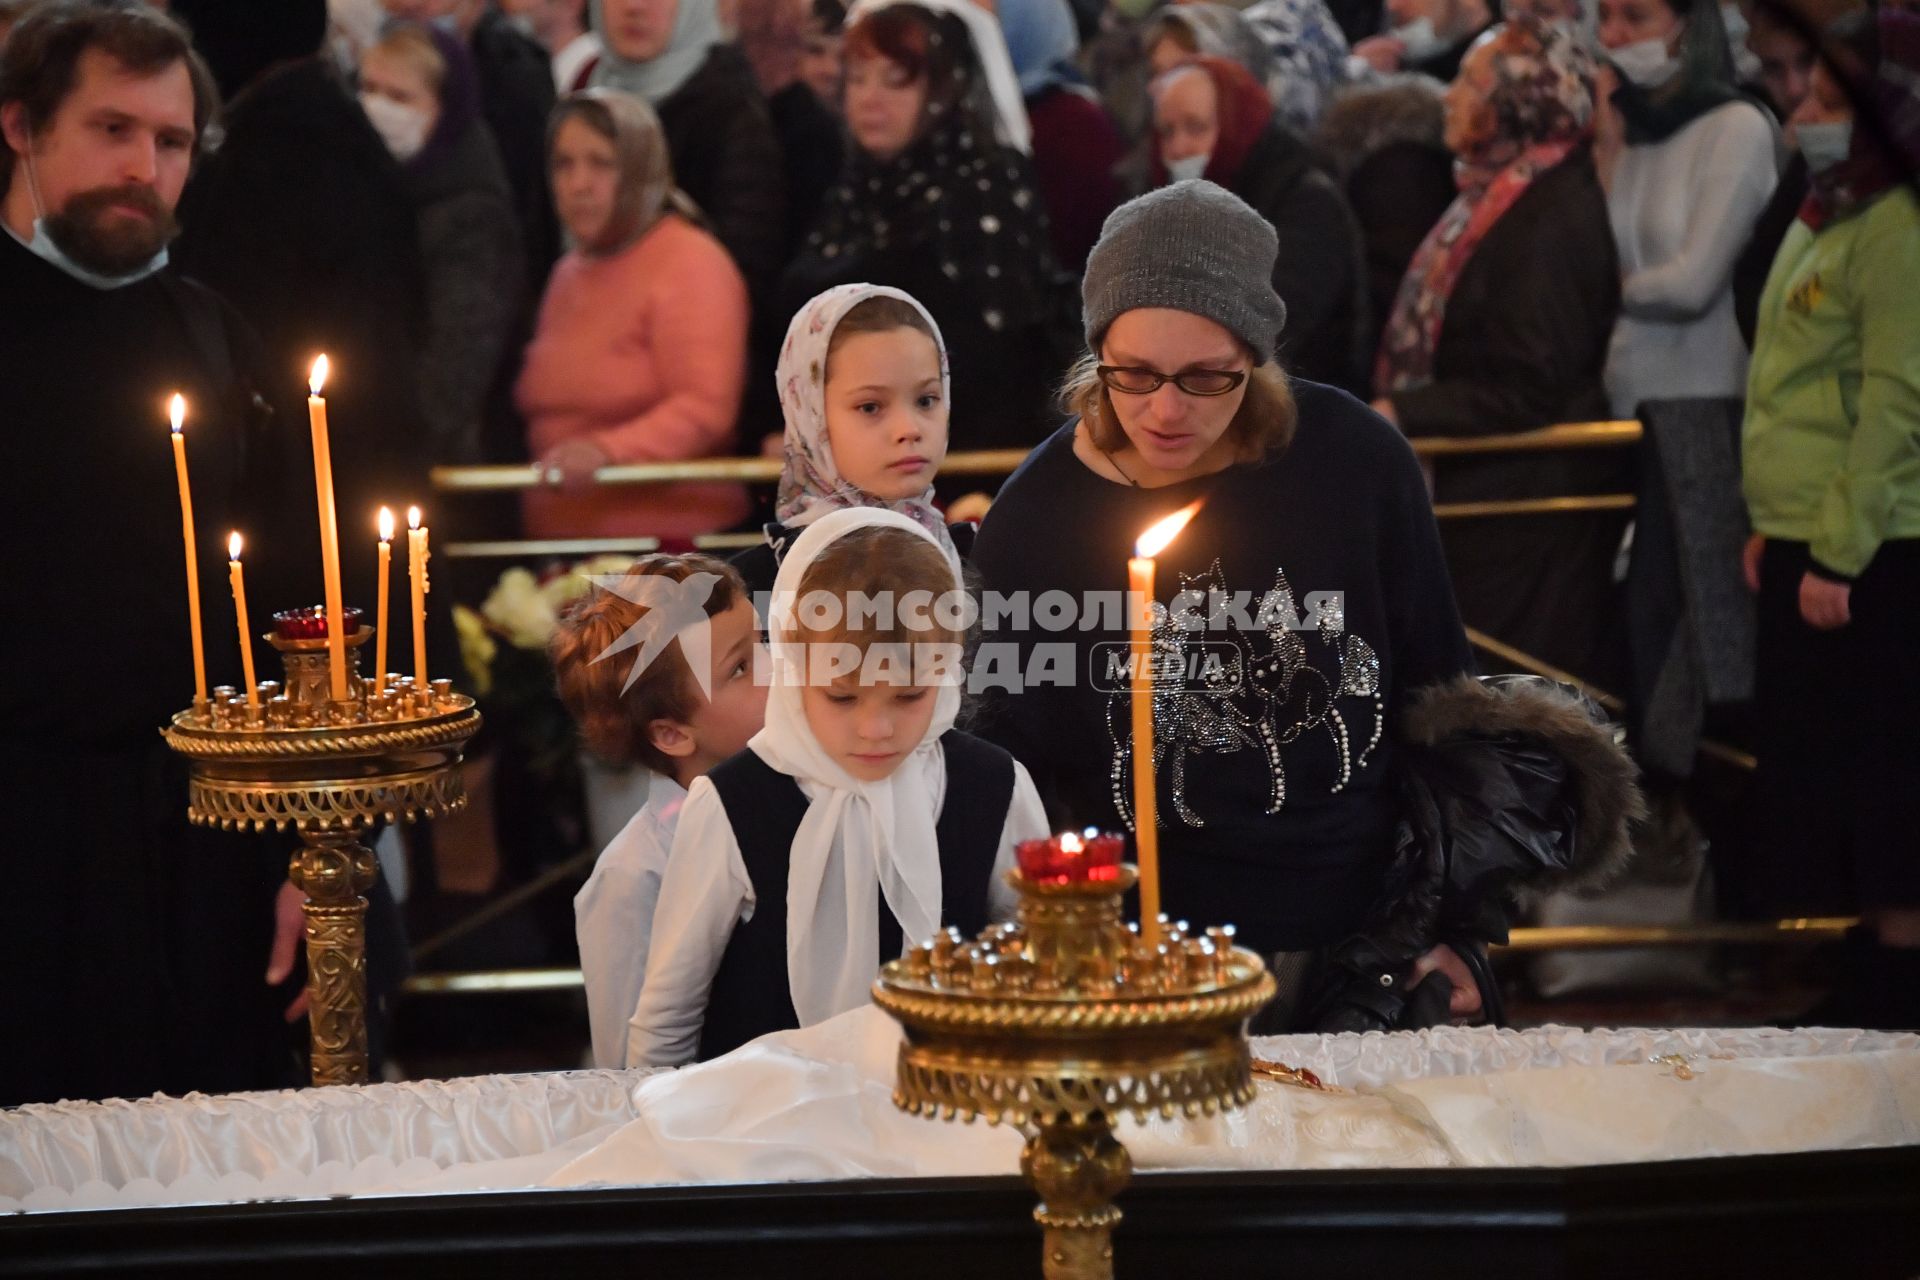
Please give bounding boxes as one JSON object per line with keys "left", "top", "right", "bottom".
{"left": 1096, "top": 365, "right": 1248, "bottom": 397}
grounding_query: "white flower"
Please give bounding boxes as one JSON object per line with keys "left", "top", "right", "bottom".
{"left": 481, "top": 566, "right": 558, "bottom": 651}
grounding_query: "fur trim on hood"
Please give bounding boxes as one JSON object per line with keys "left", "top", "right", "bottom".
{"left": 1403, "top": 674, "right": 1646, "bottom": 895}
{"left": 1314, "top": 74, "right": 1446, "bottom": 180}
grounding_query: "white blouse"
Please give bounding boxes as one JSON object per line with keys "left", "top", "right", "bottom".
{"left": 574, "top": 773, "right": 686, "bottom": 1070}
{"left": 626, "top": 748, "right": 1048, "bottom": 1068}
{"left": 1604, "top": 99, "right": 1779, "bottom": 416}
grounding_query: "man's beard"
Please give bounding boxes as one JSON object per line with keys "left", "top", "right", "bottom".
{"left": 43, "top": 183, "right": 180, "bottom": 275}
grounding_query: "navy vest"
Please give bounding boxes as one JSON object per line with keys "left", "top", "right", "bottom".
{"left": 695, "top": 730, "right": 1014, "bottom": 1061}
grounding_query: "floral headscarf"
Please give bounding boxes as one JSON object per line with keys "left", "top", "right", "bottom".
{"left": 774, "top": 283, "right": 953, "bottom": 543}
{"left": 1376, "top": 17, "right": 1595, "bottom": 395}
{"left": 1238, "top": 0, "right": 1352, "bottom": 131}
{"left": 1802, "top": 10, "right": 1920, "bottom": 231}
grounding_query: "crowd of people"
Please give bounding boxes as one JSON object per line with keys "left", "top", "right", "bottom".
{"left": 0, "top": 0, "right": 1915, "bottom": 1104}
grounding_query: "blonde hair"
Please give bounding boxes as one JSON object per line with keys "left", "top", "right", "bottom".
{"left": 787, "top": 527, "right": 965, "bottom": 679}
{"left": 366, "top": 24, "right": 447, "bottom": 100}
{"left": 550, "top": 554, "right": 747, "bottom": 771}
{"left": 1058, "top": 351, "right": 1298, "bottom": 461}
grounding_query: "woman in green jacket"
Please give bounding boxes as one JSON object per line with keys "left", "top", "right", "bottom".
{"left": 1741, "top": 9, "right": 1920, "bottom": 1030}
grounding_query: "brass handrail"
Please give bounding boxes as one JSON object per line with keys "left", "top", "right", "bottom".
{"left": 397, "top": 913, "right": 1861, "bottom": 996}
{"left": 428, "top": 422, "right": 1643, "bottom": 493}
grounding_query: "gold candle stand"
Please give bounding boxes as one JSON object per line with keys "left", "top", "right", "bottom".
{"left": 162, "top": 624, "right": 481, "bottom": 1086}
{"left": 873, "top": 865, "right": 1274, "bottom": 1280}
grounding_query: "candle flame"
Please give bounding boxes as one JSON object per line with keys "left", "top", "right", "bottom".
{"left": 378, "top": 506, "right": 395, "bottom": 541}
{"left": 228, "top": 531, "right": 243, "bottom": 560}
{"left": 1135, "top": 501, "right": 1203, "bottom": 559}
{"left": 407, "top": 505, "right": 422, "bottom": 531}
{"left": 168, "top": 393, "right": 186, "bottom": 434}
{"left": 309, "top": 355, "right": 330, "bottom": 396}
{"left": 1059, "top": 831, "right": 1084, "bottom": 854}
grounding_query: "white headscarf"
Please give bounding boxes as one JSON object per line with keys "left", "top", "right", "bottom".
{"left": 774, "top": 283, "right": 952, "bottom": 545}
{"left": 751, "top": 507, "right": 964, "bottom": 1027}
{"left": 589, "top": 0, "right": 725, "bottom": 105}
{"left": 846, "top": 0, "right": 1033, "bottom": 153}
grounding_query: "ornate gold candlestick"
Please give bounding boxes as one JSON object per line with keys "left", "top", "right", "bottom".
{"left": 163, "top": 615, "right": 480, "bottom": 1086}
{"left": 873, "top": 862, "right": 1274, "bottom": 1280}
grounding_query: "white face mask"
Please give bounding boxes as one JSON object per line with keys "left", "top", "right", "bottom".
{"left": 360, "top": 93, "right": 432, "bottom": 161}
{"left": 1166, "top": 153, "right": 1210, "bottom": 182}
{"left": 1392, "top": 16, "right": 1447, "bottom": 63}
{"left": 8, "top": 151, "right": 169, "bottom": 289}
{"left": 1795, "top": 119, "right": 1852, "bottom": 174}
{"left": 1610, "top": 35, "right": 1680, "bottom": 88}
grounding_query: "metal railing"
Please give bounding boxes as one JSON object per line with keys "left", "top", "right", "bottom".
{"left": 406, "top": 415, "right": 1795, "bottom": 998}
{"left": 399, "top": 913, "right": 1861, "bottom": 997}
{"left": 430, "top": 421, "right": 1644, "bottom": 558}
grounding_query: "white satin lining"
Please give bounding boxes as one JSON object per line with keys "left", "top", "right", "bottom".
{"left": 6, "top": 1020, "right": 1915, "bottom": 1213}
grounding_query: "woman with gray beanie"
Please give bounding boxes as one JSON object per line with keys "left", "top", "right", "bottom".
{"left": 971, "top": 180, "right": 1479, "bottom": 1013}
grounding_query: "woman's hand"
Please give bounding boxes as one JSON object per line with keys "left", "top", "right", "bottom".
{"left": 1798, "top": 571, "right": 1851, "bottom": 630}
{"left": 1741, "top": 532, "right": 1765, "bottom": 593}
{"left": 539, "top": 439, "right": 610, "bottom": 493}
{"left": 1410, "top": 943, "right": 1484, "bottom": 1018}
{"left": 1352, "top": 34, "right": 1406, "bottom": 73}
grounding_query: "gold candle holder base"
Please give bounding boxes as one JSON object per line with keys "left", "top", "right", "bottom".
{"left": 873, "top": 865, "right": 1274, "bottom": 1280}
{"left": 163, "top": 622, "right": 481, "bottom": 1086}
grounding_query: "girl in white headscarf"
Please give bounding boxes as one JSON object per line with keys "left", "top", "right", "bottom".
{"left": 733, "top": 283, "right": 973, "bottom": 598}
{"left": 627, "top": 508, "right": 1049, "bottom": 1066}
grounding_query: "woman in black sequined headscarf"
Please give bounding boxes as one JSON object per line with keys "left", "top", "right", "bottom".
{"left": 779, "top": 0, "right": 1069, "bottom": 454}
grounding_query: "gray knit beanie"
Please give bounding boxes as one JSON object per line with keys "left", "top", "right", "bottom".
{"left": 1082, "top": 181, "right": 1288, "bottom": 363}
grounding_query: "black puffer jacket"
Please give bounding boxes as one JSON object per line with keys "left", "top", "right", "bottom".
{"left": 1303, "top": 674, "right": 1646, "bottom": 1032}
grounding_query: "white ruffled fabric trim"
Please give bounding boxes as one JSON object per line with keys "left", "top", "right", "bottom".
{"left": 1, "top": 1068, "right": 653, "bottom": 1212}
{"left": 6, "top": 1021, "right": 1914, "bottom": 1213}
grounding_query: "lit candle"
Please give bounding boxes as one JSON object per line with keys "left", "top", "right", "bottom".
{"left": 307, "top": 356, "right": 347, "bottom": 700}
{"left": 1129, "top": 502, "right": 1201, "bottom": 948}
{"left": 228, "top": 532, "right": 259, "bottom": 708}
{"left": 375, "top": 507, "right": 394, "bottom": 696}
{"left": 407, "top": 505, "right": 429, "bottom": 695}
{"left": 168, "top": 394, "right": 208, "bottom": 704}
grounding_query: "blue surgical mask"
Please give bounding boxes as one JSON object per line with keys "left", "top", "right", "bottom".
{"left": 429, "top": 13, "right": 464, "bottom": 35}
{"left": 8, "top": 153, "right": 169, "bottom": 290}
{"left": 1795, "top": 120, "right": 1853, "bottom": 174}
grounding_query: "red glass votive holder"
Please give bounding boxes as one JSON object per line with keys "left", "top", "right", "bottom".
{"left": 272, "top": 606, "right": 365, "bottom": 641}
{"left": 1016, "top": 830, "right": 1125, "bottom": 884}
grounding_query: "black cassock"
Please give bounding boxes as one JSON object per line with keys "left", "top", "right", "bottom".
{"left": 0, "top": 232, "right": 317, "bottom": 1105}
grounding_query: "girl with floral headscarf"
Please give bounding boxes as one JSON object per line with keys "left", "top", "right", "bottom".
{"left": 732, "top": 283, "right": 973, "bottom": 598}
{"left": 1741, "top": 12, "right": 1920, "bottom": 1028}
{"left": 1374, "top": 17, "right": 1626, "bottom": 684}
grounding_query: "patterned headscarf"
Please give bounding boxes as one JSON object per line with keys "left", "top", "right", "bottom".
{"left": 1148, "top": 56, "right": 1277, "bottom": 187}
{"left": 1802, "top": 11, "right": 1920, "bottom": 231}
{"left": 802, "top": 5, "right": 1055, "bottom": 335}
{"left": 1152, "top": 5, "right": 1277, "bottom": 94}
{"left": 1376, "top": 17, "right": 1596, "bottom": 395}
{"left": 551, "top": 88, "right": 683, "bottom": 257}
{"left": 775, "top": 284, "right": 954, "bottom": 544}
{"left": 1238, "top": 0, "right": 1352, "bottom": 131}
